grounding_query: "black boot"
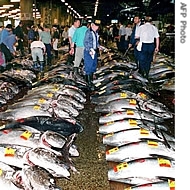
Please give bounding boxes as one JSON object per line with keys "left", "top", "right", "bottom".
{"left": 54, "top": 50, "right": 58, "bottom": 59}
{"left": 39, "top": 61, "right": 44, "bottom": 72}
{"left": 73, "top": 67, "right": 79, "bottom": 75}
{"left": 89, "top": 73, "right": 95, "bottom": 91}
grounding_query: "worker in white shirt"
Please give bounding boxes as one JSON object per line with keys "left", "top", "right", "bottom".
{"left": 30, "top": 40, "right": 46, "bottom": 72}
{"left": 135, "top": 16, "right": 159, "bottom": 79}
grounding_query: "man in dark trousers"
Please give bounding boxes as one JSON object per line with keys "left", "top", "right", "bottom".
{"left": 128, "top": 15, "right": 143, "bottom": 67}
{"left": 14, "top": 21, "right": 25, "bottom": 57}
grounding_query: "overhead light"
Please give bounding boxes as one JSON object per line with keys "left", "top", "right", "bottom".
{"left": 61, "top": 0, "right": 65, "bottom": 2}
{"left": 10, "top": 0, "right": 20, "bottom": 2}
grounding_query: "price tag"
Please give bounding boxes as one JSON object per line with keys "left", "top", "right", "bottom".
{"left": 95, "top": 82, "right": 101, "bottom": 87}
{"left": 60, "top": 74, "right": 65, "bottom": 78}
{"left": 106, "top": 147, "right": 119, "bottom": 155}
{"left": 119, "top": 72, "right": 125, "bottom": 76}
{"left": 98, "top": 90, "right": 106, "bottom": 95}
{"left": 124, "top": 188, "right": 131, "bottom": 190}
{"left": 100, "top": 85, "right": 106, "bottom": 91}
{"left": 38, "top": 98, "right": 46, "bottom": 104}
{"left": 126, "top": 110, "right": 134, "bottom": 115}
{"left": 140, "top": 128, "right": 149, "bottom": 135}
{"left": 120, "top": 92, "right": 127, "bottom": 98}
{"left": 147, "top": 140, "right": 158, "bottom": 147}
{"left": 0, "top": 169, "right": 2, "bottom": 176}
{"left": 114, "top": 162, "right": 128, "bottom": 172}
{"left": 33, "top": 105, "right": 40, "bottom": 110}
{"left": 20, "top": 131, "right": 32, "bottom": 140}
{"left": 104, "top": 121, "right": 114, "bottom": 126}
{"left": 168, "top": 179, "right": 175, "bottom": 189}
{"left": 103, "top": 133, "right": 113, "bottom": 138}
{"left": 47, "top": 93, "right": 53, "bottom": 98}
{"left": 4, "top": 147, "right": 15, "bottom": 157}
{"left": 158, "top": 158, "right": 171, "bottom": 168}
{"left": 129, "top": 119, "right": 137, "bottom": 126}
{"left": 138, "top": 92, "right": 147, "bottom": 100}
{"left": 52, "top": 87, "right": 59, "bottom": 91}
{"left": 129, "top": 99, "right": 137, "bottom": 105}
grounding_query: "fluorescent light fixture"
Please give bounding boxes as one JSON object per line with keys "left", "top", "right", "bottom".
{"left": 10, "top": 0, "right": 20, "bottom": 2}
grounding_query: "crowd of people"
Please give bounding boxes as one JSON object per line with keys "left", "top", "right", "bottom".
{"left": 0, "top": 14, "right": 160, "bottom": 88}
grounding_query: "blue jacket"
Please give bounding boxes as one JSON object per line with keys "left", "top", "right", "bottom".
{"left": 84, "top": 28, "right": 99, "bottom": 52}
{"left": 3, "top": 34, "right": 17, "bottom": 53}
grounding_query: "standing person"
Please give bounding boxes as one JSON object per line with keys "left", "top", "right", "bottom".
{"left": 61, "top": 25, "right": 69, "bottom": 46}
{"left": 83, "top": 19, "right": 100, "bottom": 91}
{"left": 26, "top": 25, "right": 36, "bottom": 54}
{"left": 0, "top": 24, "right": 13, "bottom": 45}
{"left": 125, "top": 23, "right": 132, "bottom": 50}
{"left": 52, "top": 26, "right": 60, "bottom": 59}
{"left": 70, "top": 19, "right": 88, "bottom": 75}
{"left": 0, "top": 34, "right": 19, "bottom": 63}
{"left": 30, "top": 40, "right": 46, "bottom": 72}
{"left": 117, "top": 21, "right": 127, "bottom": 54}
{"left": 13, "top": 21, "right": 25, "bottom": 57}
{"left": 128, "top": 15, "right": 143, "bottom": 66}
{"left": 135, "top": 16, "right": 160, "bottom": 79}
{"left": 68, "top": 19, "right": 81, "bottom": 63}
{"left": 39, "top": 25, "right": 52, "bottom": 65}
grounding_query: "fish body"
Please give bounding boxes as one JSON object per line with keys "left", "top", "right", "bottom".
{"left": 106, "top": 139, "right": 175, "bottom": 162}
{"left": 108, "top": 157, "right": 175, "bottom": 185}
{"left": 102, "top": 128, "right": 173, "bottom": 147}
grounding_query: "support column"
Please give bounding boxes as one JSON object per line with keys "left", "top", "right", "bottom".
{"left": 20, "top": 0, "right": 33, "bottom": 29}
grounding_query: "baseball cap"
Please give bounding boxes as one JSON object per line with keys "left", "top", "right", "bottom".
{"left": 92, "top": 19, "right": 101, "bottom": 26}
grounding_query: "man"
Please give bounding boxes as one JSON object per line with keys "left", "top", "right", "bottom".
{"left": 0, "top": 24, "right": 12, "bottom": 45}
{"left": 68, "top": 19, "right": 80, "bottom": 63}
{"left": 117, "top": 21, "right": 127, "bottom": 54}
{"left": 30, "top": 40, "right": 46, "bottom": 72}
{"left": 52, "top": 26, "right": 60, "bottom": 59}
{"left": 70, "top": 19, "right": 88, "bottom": 74}
{"left": 135, "top": 16, "right": 160, "bottom": 79}
{"left": 27, "top": 25, "right": 36, "bottom": 54}
{"left": 0, "top": 34, "right": 19, "bottom": 63}
{"left": 83, "top": 19, "right": 100, "bottom": 91}
{"left": 39, "top": 25, "right": 52, "bottom": 65}
{"left": 13, "top": 21, "right": 25, "bottom": 57}
{"left": 128, "top": 15, "right": 143, "bottom": 66}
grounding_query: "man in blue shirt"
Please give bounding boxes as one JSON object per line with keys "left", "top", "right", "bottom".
{"left": 83, "top": 19, "right": 100, "bottom": 91}
{"left": 70, "top": 19, "right": 88, "bottom": 74}
{"left": 0, "top": 24, "right": 12, "bottom": 45}
{"left": 1, "top": 34, "right": 19, "bottom": 63}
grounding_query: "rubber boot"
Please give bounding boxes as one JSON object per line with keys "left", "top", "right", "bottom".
{"left": 73, "top": 67, "right": 79, "bottom": 75}
{"left": 54, "top": 50, "right": 59, "bottom": 59}
{"left": 89, "top": 73, "right": 95, "bottom": 91}
{"left": 39, "top": 61, "right": 44, "bottom": 72}
{"left": 47, "top": 57, "right": 52, "bottom": 65}
{"left": 33, "top": 61, "right": 38, "bottom": 70}
{"left": 85, "top": 75, "right": 91, "bottom": 91}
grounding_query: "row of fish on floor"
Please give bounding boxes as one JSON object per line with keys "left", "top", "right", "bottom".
{"left": 0, "top": 49, "right": 175, "bottom": 189}
{"left": 90, "top": 51, "right": 175, "bottom": 189}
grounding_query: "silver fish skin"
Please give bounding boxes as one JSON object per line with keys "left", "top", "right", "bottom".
{"left": 95, "top": 98, "right": 139, "bottom": 113}
{"left": 0, "top": 161, "right": 22, "bottom": 190}
{"left": 0, "top": 143, "right": 31, "bottom": 168}
{"left": 14, "top": 165, "right": 62, "bottom": 190}
{"left": 0, "top": 105, "right": 53, "bottom": 120}
{"left": 99, "top": 110, "right": 164, "bottom": 124}
{"left": 108, "top": 157, "right": 175, "bottom": 185}
{"left": 138, "top": 99, "right": 171, "bottom": 113}
{"left": 98, "top": 119, "right": 169, "bottom": 135}
{"left": 106, "top": 139, "right": 175, "bottom": 162}
{"left": 126, "top": 180, "right": 175, "bottom": 190}
{"left": 0, "top": 127, "right": 79, "bottom": 156}
{"left": 103, "top": 128, "right": 167, "bottom": 147}
{"left": 8, "top": 97, "right": 54, "bottom": 109}
{"left": 95, "top": 91, "right": 151, "bottom": 105}
{"left": 98, "top": 119, "right": 141, "bottom": 134}
{"left": 25, "top": 147, "right": 71, "bottom": 178}
{"left": 57, "top": 95, "right": 84, "bottom": 110}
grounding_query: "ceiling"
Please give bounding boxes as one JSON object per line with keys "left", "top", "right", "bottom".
{"left": 44, "top": 0, "right": 174, "bottom": 24}
{"left": 0, "top": 0, "right": 175, "bottom": 25}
